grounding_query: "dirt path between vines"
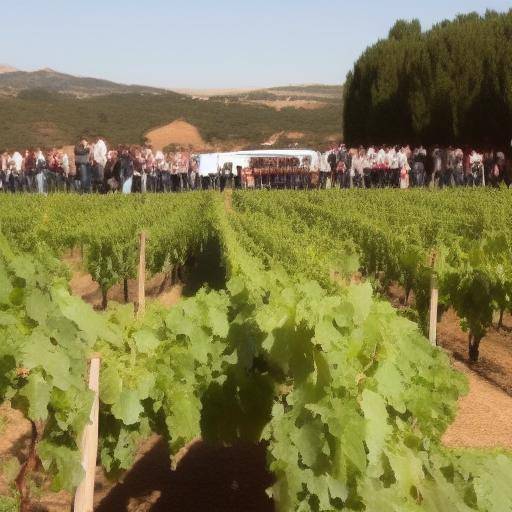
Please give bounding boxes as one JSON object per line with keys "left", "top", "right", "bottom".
{"left": 94, "top": 438, "right": 274, "bottom": 512}
{"left": 387, "top": 283, "right": 512, "bottom": 449}
{"left": 443, "top": 362, "right": 512, "bottom": 449}
{"left": 439, "top": 312, "right": 512, "bottom": 449}
{"left": 438, "top": 309, "right": 512, "bottom": 395}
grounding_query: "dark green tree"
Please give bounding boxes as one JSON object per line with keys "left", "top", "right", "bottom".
{"left": 343, "top": 10, "right": 512, "bottom": 149}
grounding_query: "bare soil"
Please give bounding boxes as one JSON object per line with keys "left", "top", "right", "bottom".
{"left": 443, "top": 362, "right": 512, "bottom": 449}
{"left": 144, "top": 120, "right": 209, "bottom": 151}
{"left": 285, "top": 131, "right": 305, "bottom": 140}
{"left": 438, "top": 310, "right": 512, "bottom": 449}
{"left": 171, "top": 88, "right": 257, "bottom": 98}
{"left": 249, "top": 99, "right": 326, "bottom": 111}
{"left": 387, "top": 283, "right": 512, "bottom": 449}
{"left": 437, "top": 308, "right": 512, "bottom": 395}
{"left": 64, "top": 251, "right": 183, "bottom": 310}
{"left": 0, "top": 65, "right": 18, "bottom": 74}
{"left": 262, "top": 131, "right": 305, "bottom": 147}
{"left": 94, "top": 437, "right": 274, "bottom": 512}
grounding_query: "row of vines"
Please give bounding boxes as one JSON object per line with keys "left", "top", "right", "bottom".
{"left": 0, "top": 193, "right": 212, "bottom": 309}
{"left": 231, "top": 188, "right": 512, "bottom": 362}
{"left": 0, "top": 191, "right": 511, "bottom": 511}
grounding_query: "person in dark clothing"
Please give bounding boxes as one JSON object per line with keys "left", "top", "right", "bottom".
{"left": 327, "top": 149, "right": 337, "bottom": 173}
{"left": 483, "top": 150, "right": 495, "bottom": 187}
{"left": 444, "top": 146, "right": 455, "bottom": 187}
{"left": 219, "top": 168, "right": 227, "bottom": 192}
{"left": 412, "top": 146, "right": 427, "bottom": 187}
{"left": 74, "top": 140, "right": 91, "bottom": 193}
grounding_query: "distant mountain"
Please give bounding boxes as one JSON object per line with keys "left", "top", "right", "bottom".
{"left": 174, "top": 84, "right": 342, "bottom": 101}
{"left": 0, "top": 68, "right": 167, "bottom": 97}
{"left": 0, "top": 65, "right": 18, "bottom": 74}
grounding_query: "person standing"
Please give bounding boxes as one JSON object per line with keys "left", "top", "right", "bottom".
{"left": 93, "top": 137, "right": 108, "bottom": 193}
{"left": 445, "top": 146, "right": 455, "bottom": 187}
{"left": 74, "top": 139, "right": 91, "bottom": 193}
{"left": 431, "top": 147, "right": 442, "bottom": 188}
{"left": 219, "top": 166, "right": 227, "bottom": 192}
{"left": 412, "top": 146, "right": 426, "bottom": 187}
{"left": 351, "top": 148, "right": 364, "bottom": 188}
{"left": 10, "top": 150, "right": 23, "bottom": 192}
{"left": 483, "top": 149, "right": 495, "bottom": 187}
{"left": 494, "top": 150, "right": 506, "bottom": 187}
{"left": 34, "top": 148, "right": 47, "bottom": 194}
{"left": 23, "top": 150, "right": 35, "bottom": 192}
{"left": 327, "top": 146, "right": 337, "bottom": 187}
{"left": 453, "top": 147, "right": 464, "bottom": 186}
{"left": 469, "top": 149, "right": 484, "bottom": 186}
{"left": 59, "top": 150, "right": 70, "bottom": 191}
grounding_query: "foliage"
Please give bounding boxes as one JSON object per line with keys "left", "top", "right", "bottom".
{"left": 1, "top": 191, "right": 512, "bottom": 511}
{"left": 231, "top": 188, "right": 512, "bottom": 361}
{"left": 0, "top": 193, "right": 212, "bottom": 308}
{"left": 0, "top": 88, "right": 340, "bottom": 150}
{"left": 212, "top": 193, "right": 512, "bottom": 511}
{"left": 343, "top": 10, "right": 512, "bottom": 147}
{"left": 0, "top": 234, "right": 235, "bottom": 496}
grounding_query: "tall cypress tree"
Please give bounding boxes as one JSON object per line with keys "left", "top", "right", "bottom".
{"left": 343, "top": 10, "right": 512, "bottom": 149}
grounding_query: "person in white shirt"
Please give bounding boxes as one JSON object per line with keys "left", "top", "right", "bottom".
{"left": 350, "top": 148, "right": 364, "bottom": 188}
{"left": 386, "top": 147, "right": 397, "bottom": 168}
{"left": 397, "top": 148, "right": 408, "bottom": 170}
{"left": 93, "top": 137, "right": 108, "bottom": 192}
{"left": 11, "top": 151, "right": 23, "bottom": 172}
{"left": 33, "top": 148, "right": 47, "bottom": 194}
{"left": 470, "top": 149, "right": 484, "bottom": 186}
{"left": 61, "top": 152, "right": 70, "bottom": 177}
{"left": 390, "top": 147, "right": 403, "bottom": 187}
{"left": 367, "top": 146, "right": 376, "bottom": 163}
{"left": 376, "top": 147, "right": 387, "bottom": 166}
{"left": 398, "top": 148, "right": 410, "bottom": 189}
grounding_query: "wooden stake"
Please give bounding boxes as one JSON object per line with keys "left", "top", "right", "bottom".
{"left": 74, "top": 355, "right": 101, "bottom": 512}
{"left": 137, "top": 231, "right": 146, "bottom": 318}
{"left": 429, "top": 274, "right": 438, "bottom": 347}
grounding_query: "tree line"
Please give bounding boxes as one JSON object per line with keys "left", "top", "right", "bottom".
{"left": 343, "top": 10, "right": 512, "bottom": 149}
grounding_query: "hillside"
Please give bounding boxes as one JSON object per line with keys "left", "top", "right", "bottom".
{"left": 201, "top": 84, "right": 343, "bottom": 111}
{"left": 0, "top": 89, "right": 341, "bottom": 151}
{"left": 0, "top": 67, "right": 342, "bottom": 150}
{"left": 0, "top": 64, "right": 18, "bottom": 74}
{"left": 0, "top": 68, "right": 166, "bottom": 97}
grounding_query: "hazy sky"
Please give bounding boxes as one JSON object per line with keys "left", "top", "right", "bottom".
{"left": 1, "top": 0, "right": 509, "bottom": 89}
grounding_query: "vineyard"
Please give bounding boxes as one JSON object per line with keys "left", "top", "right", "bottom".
{"left": 0, "top": 190, "right": 511, "bottom": 512}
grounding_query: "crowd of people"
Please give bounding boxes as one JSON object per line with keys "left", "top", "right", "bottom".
{"left": 1, "top": 137, "right": 510, "bottom": 194}
{"left": 325, "top": 144, "right": 510, "bottom": 189}
{"left": 0, "top": 138, "right": 203, "bottom": 194}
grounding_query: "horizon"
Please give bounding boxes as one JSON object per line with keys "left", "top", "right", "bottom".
{"left": 0, "top": 64, "right": 342, "bottom": 91}
{"left": 1, "top": 0, "right": 510, "bottom": 89}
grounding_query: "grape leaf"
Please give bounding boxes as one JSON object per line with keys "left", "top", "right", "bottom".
{"left": 19, "top": 373, "right": 51, "bottom": 421}
{"left": 111, "top": 389, "right": 144, "bottom": 425}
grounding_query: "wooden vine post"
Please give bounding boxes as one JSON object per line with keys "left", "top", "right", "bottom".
{"left": 428, "top": 251, "right": 438, "bottom": 347}
{"left": 73, "top": 354, "right": 101, "bottom": 512}
{"left": 137, "top": 231, "right": 147, "bottom": 318}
